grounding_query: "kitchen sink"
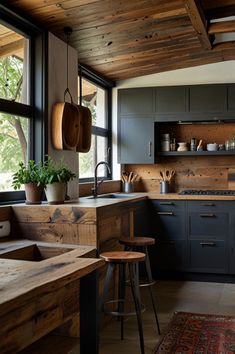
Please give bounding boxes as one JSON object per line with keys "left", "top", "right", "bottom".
{"left": 88, "top": 193, "right": 136, "bottom": 199}
{"left": 0, "top": 244, "right": 73, "bottom": 262}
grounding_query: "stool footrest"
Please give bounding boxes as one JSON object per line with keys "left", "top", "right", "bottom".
{"left": 103, "top": 299, "right": 145, "bottom": 317}
{"left": 139, "top": 280, "right": 156, "bottom": 287}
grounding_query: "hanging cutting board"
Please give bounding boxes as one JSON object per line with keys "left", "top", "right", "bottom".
{"left": 51, "top": 89, "right": 81, "bottom": 151}
{"left": 76, "top": 105, "right": 92, "bottom": 153}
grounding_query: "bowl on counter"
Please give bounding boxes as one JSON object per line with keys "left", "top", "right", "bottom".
{"left": 207, "top": 143, "right": 218, "bottom": 151}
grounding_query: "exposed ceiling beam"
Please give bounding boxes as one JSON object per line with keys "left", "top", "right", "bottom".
{"left": 0, "top": 39, "right": 24, "bottom": 58}
{"left": 184, "top": 0, "right": 212, "bottom": 50}
{"left": 208, "top": 20, "right": 235, "bottom": 34}
{"left": 204, "top": 5, "right": 235, "bottom": 20}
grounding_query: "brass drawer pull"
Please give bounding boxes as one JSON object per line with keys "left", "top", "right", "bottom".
{"left": 157, "top": 212, "right": 174, "bottom": 216}
{"left": 199, "top": 213, "right": 215, "bottom": 217}
{"left": 200, "top": 242, "right": 216, "bottom": 246}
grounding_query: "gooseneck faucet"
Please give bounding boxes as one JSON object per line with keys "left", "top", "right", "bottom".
{"left": 92, "top": 161, "right": 111, "bottom": 198}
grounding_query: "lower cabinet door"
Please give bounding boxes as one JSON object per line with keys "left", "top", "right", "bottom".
{"left": 150, "top": 240, "right": 187, "bottom": 275}
{"left": 189, "top": 240, "right": 227, "bottom": 273}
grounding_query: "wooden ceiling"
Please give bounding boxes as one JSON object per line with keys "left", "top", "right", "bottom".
{"left": 4, "top": 0, "right": 235, "bottom": 81}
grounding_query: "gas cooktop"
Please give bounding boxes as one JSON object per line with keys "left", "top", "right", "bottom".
{"left": 179, "top": 190, "right": 235, "bottom": 196}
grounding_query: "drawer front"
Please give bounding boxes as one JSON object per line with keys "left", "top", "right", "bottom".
{"left": 189, "top": 212, "right": 228, "bottom": 239}
{"left": 150, "top": 240, "right": 187, "bottom": 273}
{"left": 187, "top": 201, "right": 233, "bottom": 213}
{"left": 152, "top": 200, "right": 185, "bottom": 211}
{"left": 189, "top": 240, "right": 227, "bottom": 273}
{"left": 151, "top": 200, "right": 186, "bottom": 240}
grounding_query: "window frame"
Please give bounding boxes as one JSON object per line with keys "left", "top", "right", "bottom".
{"left": 0, "top": 4, "right": 46, "bottom": 204}
{"left": 78, "top": 65, "right": 114, "bottom": 182}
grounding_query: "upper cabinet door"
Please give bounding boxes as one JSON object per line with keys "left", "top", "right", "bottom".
{"left": 228, "top": 85, "right": 235, "bottom": 112}
{"left": 118, "top": 88, "right": 154, "bottom": 115}
{"left": 189, "top": 85, "right": 226, "bottom": 113}
{"left": 118, "top": 116, "right": 155, "bottom": 164}
{"left": 155, "top": 86, "right": 188, "bottom": 113}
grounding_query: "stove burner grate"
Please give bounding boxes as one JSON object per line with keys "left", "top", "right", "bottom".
{"left": 179, "top": 190, "right": 235, "bottom": 196}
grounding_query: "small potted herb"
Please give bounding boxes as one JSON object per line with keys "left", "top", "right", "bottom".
{"left": 42, "top": 156, "right": 76, "bottom": 204}
{"left": 12, "top": 160, "right": 44, "bottom": 204}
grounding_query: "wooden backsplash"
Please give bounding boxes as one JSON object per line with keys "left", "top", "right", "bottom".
{"left": 125, "top": 123, "right": 235, "bottom": 193}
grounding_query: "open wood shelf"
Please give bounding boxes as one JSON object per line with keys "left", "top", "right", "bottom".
{"left": 158, "top": 150, "right": 235, "bottom": 156}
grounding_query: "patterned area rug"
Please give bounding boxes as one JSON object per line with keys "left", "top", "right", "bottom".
{"left": 154, "top": 312, "right": 235, "bottom": 354}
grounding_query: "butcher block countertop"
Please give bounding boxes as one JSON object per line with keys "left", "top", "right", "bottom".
{"left": 76, "top": 192, "right": 235, "bottom": 205}
{"left": 0, "top": 239, "right": 104, "bottom": 354}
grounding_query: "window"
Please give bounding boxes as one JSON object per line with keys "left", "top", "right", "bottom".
{"left": 0, "top": 5, "right": 45, "bottom": 203}
{"left": 78, "top": 67, "right": 113, "bottom": 181}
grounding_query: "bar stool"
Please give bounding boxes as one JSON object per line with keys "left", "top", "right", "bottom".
{"left": 119, "top": 236, "right": 161, "bottom": 335}
{"left": 100, "top": 251, "right": 146, "bottom": 354}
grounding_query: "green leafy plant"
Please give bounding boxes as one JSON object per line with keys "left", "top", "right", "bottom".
{"left": 42, "top": 156, "right": 76, "bottom": 185}
{"left": 12, "top": 160, "right": 44, "bottom": 190}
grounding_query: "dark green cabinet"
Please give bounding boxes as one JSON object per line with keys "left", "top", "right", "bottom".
{"left": 118, "top": 88, "right": 154, "bottom": 115}
{"left": 118, "top": 116, "right": 155, "bottom": 163}
{"left": 155, "top": 86, "right": 188, "bottom": 113}
{"left": 148, "top": 199, "right": 235, "bottom": 276}
{"left": 117, "top": 84, "right": 235, "bottom": 164}
{"left": 149, "top": 200, "right": 188, "bottom": 273}
{"left": 188, "top": 201, "right": 229, "bottom": 274}
{"left": 228, "top": 85, "right": 235, "bottom": 112}
{"left": 189, "top": 85, "right": 226, "bottom": 113}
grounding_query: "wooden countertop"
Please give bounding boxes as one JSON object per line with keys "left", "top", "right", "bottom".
{"left": 0, "top": 239, "right": 104, "bottom": 353}
{"left": 5, "top": 192, "right": 235, "bottom": 214}
{"left": 0, "top": 241, "right": 103, "bottom": 315}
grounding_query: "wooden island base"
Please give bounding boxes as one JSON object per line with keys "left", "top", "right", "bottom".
{"left": 0, "top": 241, "right": 104, "bottom": 354}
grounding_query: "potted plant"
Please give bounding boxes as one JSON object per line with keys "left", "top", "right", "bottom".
{"left": 42, "top": 156, "right": 76, "bottom": 204}
{"left": 12, "top": 160, "right": 44, "bottom": 204}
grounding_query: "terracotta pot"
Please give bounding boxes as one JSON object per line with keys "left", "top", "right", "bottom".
{"left": 44, "top": 182, "right": 67, "bottom": 204}
{"left": 25, "top": 183, "right": 43, "bottom": 204}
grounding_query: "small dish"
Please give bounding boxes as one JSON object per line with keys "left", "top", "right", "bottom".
{"left": 207, "top": 143, "right": 218, "bottom": 151}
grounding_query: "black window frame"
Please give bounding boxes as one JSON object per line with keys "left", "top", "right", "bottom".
{"left": 78, "top": 65, "right": 114, "bottom": 182}
{"left": 0, "top": 3, "right": 46, "bottom": 204}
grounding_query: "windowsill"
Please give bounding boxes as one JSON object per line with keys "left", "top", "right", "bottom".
{"left": 79, "top": 179, "right": 121, "bottom": 197}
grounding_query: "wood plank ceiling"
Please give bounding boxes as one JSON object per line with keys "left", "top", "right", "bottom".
{"left": 3, "top": 0, "right": 235, "bottom": 81}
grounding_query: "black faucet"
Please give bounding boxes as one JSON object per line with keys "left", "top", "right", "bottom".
{"left": 91, "top": 161, "right": 111, "bottom": 198}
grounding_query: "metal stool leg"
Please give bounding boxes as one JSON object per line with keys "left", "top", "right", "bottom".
{"left": 129, "top": 262, "right": 145, "bottom": 354}
{"left": 143, "top": 246, "right": 161, "bottom": 335}
{"left": 118, "top": 263, "right": 126, "bottom": 340}
{"left": 100, "top": 263, "right": 115, "bottom": 312}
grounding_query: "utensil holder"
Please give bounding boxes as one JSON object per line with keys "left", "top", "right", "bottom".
{"left": 123, "top": 182, "right": 134, "bottom": 193}
{"left": 160, "top": 181, "right": 169, "bottom": 194}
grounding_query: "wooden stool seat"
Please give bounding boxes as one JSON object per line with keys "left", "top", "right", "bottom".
{"left": 100, "top": 250, "right": 146, "bottom": 353}
{"left": 100, "top": 251, "right": 145, "bottom": 263}
{"left": 119, "top": 236, "right": 155, "bottom": 247}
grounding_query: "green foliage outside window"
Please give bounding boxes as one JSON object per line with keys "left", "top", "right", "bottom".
{"left": 0, "top": 55, "right": 28, "bottom": 190}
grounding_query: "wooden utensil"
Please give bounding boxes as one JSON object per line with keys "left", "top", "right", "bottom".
{"left": 160, "top": 171, "right": 165, "bottom": 181}
{"left": 197, "top": 139, "right": 203, "bottom": 151}
{"left": 76, "top": 105, "right": 92, "bottom": 153}
{"left": 52, "top": 89, "right": 81, "bottom": 151}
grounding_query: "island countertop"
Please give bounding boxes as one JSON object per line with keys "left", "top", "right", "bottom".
{"left": 0, "top": 241, "right": 104, "bottom": 354}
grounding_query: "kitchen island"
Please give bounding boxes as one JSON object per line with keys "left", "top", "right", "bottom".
{"left": 0, "top": 240, "right": 104, "bottom": 354}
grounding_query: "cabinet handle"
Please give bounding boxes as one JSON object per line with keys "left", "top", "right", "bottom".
{"left": 200, "top": 242, "right": 216, "bottom": 246}
{"left": 159, "top": 202, "right": 175, "bottom": 205}
{"left": 199, "top": 213, "right": 215, "bottom": 217}
{"left": 201, "top": 203, "right": 215, "bottom": 207}
{"left": 157, "top": 212, "right": 174, "bottom": 216}
{"left": 148, "top": 141, "right": 152, "bottom": 157}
